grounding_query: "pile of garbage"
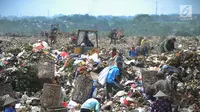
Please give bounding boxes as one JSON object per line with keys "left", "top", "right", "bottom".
{"left": 0, "top": 36, "right": 200, "bottom": 112}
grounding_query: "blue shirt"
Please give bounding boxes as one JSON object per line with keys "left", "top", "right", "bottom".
{"left": 4, "top": 107, "right": 16, "bottom": 112}
{"left": 81, "top": 98, "right": 100, "bottom": 112}
{"left": 129, "top": 50, "right": 138, "bottom": 57}
{"left": 106, "top": 66, "right": 120, "bottom": 83}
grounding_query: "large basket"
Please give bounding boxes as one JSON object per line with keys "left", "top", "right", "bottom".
{"left": 0, "top": 83, "right": 13, "bottom": 110}
{"left": 72, "top": 75, "right": 93, "bottom": 104}
{"left": 40, "top": 83, "right": 61, "bottom": 108}
{"left": 141, "top": 69, "right": 158, "bottom": 93}
{"left": 38, "top": 57, "right": 55, "bottom": 85}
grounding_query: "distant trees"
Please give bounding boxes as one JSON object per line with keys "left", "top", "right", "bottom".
{"left": 0, "top": 14, "right": 199, "bottom": 37}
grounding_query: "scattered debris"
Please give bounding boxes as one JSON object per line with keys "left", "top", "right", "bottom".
{"left": 0, "top": 36, "right": 200, "bottom": 112}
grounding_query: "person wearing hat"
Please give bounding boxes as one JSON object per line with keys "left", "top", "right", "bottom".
{"left": 159, "top": 38, "right": 176, "bottom": 53}
{"left": 3, "top": 96, "right": 17, "bottom": 112}
{"left": 80, "top": 95, "right": 102, "bottom": 112}
{"left": 160, "top": 65, "right": 181, "bottom": 76}
{"left": 108, "top": 29, "right": 117, "bottom": 45}
{"left": 151, "top": 90, "right": 172, "bottom": 112}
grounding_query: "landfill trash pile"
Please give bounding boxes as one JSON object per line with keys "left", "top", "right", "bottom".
{"left": 0, "top": 35, "right": 200, "bottom": 112}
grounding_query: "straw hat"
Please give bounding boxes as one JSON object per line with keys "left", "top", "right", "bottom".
{"left": 3, "top": 96, "right": 17, "bottom": 106}
{"left": 154, "top": 90, "right": 168, "bottom": 97}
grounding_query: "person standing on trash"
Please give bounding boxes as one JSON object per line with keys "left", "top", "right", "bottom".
{"left": 50, "top": 26, "right": 58, "bottom": 44}
{"left": 140, "top": 38, "right": 151, "bottom": 56}
{"left": 108, "top": 29, "right": 117, "bottom": 45}
{"left": 128, "top": 46, "right": 138, "bottom": 57}
{"left": 106, "top": 62, "right": 123, "bottom": 99}
{"left": 159, "top": 38, "right": 176, "bottom": 53}
{"left": 151, "top": 90, "right": 172, "bottom": 112}
{"left": 135, "top": 38, "right": 151, "bottom": 56}
{"left": 3, "top": 96, "right": 17, "bottom": 112}
{"left": 113, "top": 50, "right": 124, "bottom": 80}
{"left": 116, "top": 29, "right": 124, "bottom": 41}
{"left": 80, "top": 95, "right": 102, "bottom": 112}
{"left": 71, "top": 32, "right": 77, "bottom": 45}
{"left": 114, "top": 50, "right": 124, "bottom": 68}
{"left": 108, "top": 47, "right": 117, "bottom": 58}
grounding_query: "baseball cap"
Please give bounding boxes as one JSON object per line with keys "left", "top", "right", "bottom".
{"left": 162, "top": 65, "right": 169, "bottom": 69}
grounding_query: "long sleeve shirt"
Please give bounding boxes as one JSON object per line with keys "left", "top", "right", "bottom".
{"left": 106, "top": 66, "right": 120, "bottom": 84}
{"left": 81, "top": 98, "right": 100, "bottom": 112}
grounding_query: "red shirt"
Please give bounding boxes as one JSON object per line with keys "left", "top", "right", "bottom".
{"left": 109, "top": 51, "right": 116, "bottom": 57}
{"left": 71, "top": 36, "right": 76, "bottom": 40}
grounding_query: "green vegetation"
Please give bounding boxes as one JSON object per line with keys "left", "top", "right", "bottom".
{"left": 0, "top": 14, "right": 199, "bottom": 37}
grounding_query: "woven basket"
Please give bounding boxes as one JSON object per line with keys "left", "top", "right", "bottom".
{"left": 72, "top": 75, "right": 93, "bottom": 104}
{"left": 38, "top": 56, "right": 55, "bottom": 86}
{"left": 0, "top": 83, "right": 13, "bottom": 110}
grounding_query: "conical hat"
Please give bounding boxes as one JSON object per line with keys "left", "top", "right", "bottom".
{"left": 154, "top": 90, "right": 168, "bottom": 97}
{"left": 3, "top": 97, "right": 17, "bottom": 106}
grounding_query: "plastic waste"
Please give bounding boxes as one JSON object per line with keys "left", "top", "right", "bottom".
{"left": 98, "top": 66, "right": 111, "bottom": 86}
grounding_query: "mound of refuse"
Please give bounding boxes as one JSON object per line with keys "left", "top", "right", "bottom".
{"left": 0, "top": 36, "right": 200, "bottom": 112}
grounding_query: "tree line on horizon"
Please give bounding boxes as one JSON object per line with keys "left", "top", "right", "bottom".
{"left": 0, "top": 14, "right": 200, "bottom": 37}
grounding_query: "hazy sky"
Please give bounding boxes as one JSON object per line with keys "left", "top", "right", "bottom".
{"left": 0, "top": 0, "right": 200, "bottom": 16}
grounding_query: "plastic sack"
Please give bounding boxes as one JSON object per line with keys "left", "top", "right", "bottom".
{"left": 41, "top": 41, "right": 50, "bottom": 50}
{"left": 67, "top": 100, "right": 79, "bottom": 109}
{"left": 88, "top": 53, "right": 100, "bottom": 63}
{"left": 92, "top": 87, "right": 98, "bottom": 97}
{"left": 97, "top": 66, "right": 111, "bottom": 86}
{"left": 32, "top": 41, "right": 50, "bottom": 52}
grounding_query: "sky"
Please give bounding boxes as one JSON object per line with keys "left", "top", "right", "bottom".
{"left": 0, "top": 0, "right": 200, "bottom": 16}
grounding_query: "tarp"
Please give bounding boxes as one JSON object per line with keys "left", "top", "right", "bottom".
{"left": 98, "top": 66, "right": 111, "bottom": 86}
{"left": 32, "top": 41, "right": 50, "bottom": 52}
